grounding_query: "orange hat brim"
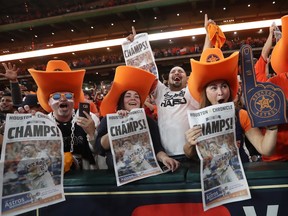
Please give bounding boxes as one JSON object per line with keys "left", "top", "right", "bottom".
{"left": 100, "top": 66, "right": 156, "bottom": 116}
{"left": 271, "top": 15, "right": 288, "bottom": 74}
{"left": 29, "top": 68, "right": 85, "bottom": 113}
{"left": 188, "top": 49, "right": 239, "bottom": 103}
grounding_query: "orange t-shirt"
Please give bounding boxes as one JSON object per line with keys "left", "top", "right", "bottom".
{"left": 239, "top": 109, "right": 252, "bottom": 132}
{"left": 268, "top": 73, "right": 288, "bottom": 99}
{"left": 263, "top": 73, "right": 288, "bottom": 161}
{"left": 254, "top": 55, "right": 268, "bottom": 82}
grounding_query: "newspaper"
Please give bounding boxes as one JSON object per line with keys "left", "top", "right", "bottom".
{"left": 187, "top": 102, "right": 251, "bottom": 211}
{"left": 0, "top": 112, "right": 65, "bottom": 216}
{"left": 122, "top": 33, "right": 158, "bottom": 78}
{"left": 107, "top": 108, "right": 166, "bottom": 186}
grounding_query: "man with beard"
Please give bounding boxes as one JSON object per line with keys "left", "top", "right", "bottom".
{"left": 152, "top": 14, "right": 213, "bottom": 157}
{"left": 123, "top": 39, "right": 199, "bottom": 160}
{"left": 151, "top": 66, "right": 199, "bottom": 159}
{"left": 125, "top": 15, "right": 214, "bottom": 162}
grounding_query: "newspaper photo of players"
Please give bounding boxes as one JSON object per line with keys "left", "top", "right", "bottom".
{"left": 0, "top": 112, "right": 65, "bottom": 216}
{"left": 107, "top": 108, "right": 164, "bottom": 186}
{"left": 113, "top": 133, "right": 159, "bottom": 181}
{"left": 187, "top": 102, "right": 251, "bottom": 211}
{"left": 3, "top": 140, "right": 61, "bottom": 196}
{"left": 200, "top": 133, "right": 243, "bottom": 191}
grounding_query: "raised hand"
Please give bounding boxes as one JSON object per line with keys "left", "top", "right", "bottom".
{"left": 1, "top": 62, "right": 20, "bottom": 82}
{"left": 126, "top": 26, "right": 136, "bottom": 42}
{"left": 204, "top": 14, "right": 215, "bottom": 33}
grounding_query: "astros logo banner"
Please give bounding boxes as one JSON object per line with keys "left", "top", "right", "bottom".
{"left": 240, "top": 44, "right": 287, "bottom": 127}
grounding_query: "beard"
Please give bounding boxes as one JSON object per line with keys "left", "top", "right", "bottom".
{"left": 169, "top": 80, "right": 182, "bottom": 88}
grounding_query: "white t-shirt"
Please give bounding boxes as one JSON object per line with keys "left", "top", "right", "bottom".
{"left": 153, "top": 81, "right": 199, "bottom": 156}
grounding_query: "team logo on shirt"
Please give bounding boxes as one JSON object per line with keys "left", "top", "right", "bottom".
{"left": 161, "top": 89, "right": 187, "bottom": 107}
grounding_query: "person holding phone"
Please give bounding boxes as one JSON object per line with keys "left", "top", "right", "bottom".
{"left": 78, "top": 102, "right": 90, "bottom": 118}
{"left": 28, "top": 60, "right": 107, "bottom": 172}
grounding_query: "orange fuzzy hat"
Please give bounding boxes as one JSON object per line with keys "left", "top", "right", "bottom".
{"left": 28, "top": 60, "right": 85, "bottom": 113}
{"left": 100, "top": 66, "right": 156, "bottom": 116}
{"left": 271, "top": 15, "right": 287, "bottom": 74}
{"left": 188, "top": 48, "right": 239, "bottom": 103}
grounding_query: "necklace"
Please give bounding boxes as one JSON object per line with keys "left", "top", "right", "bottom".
{"left": 50, "top": 110, "right": 76, "bottom": 152}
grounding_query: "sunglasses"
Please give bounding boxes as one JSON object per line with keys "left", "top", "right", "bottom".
{"left": 49, "top": 92, "right": 74, "bottom": 100}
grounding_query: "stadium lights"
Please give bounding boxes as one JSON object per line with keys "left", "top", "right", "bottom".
{"left": 0, "top": 18, "right": 281, "bottom": 62}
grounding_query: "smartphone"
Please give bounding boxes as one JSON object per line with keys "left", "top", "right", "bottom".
{"left": 78, "top": 102, "right": 90, "bottom": 118}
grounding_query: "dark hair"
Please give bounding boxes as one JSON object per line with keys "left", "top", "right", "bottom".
{"left": 3, "top": 92, "right": 12, "bottom": 97}
{"left": 116, "top": 90, "right": 142, "bottom": 111}
{"left": 116, "top": 91, "right": 127, "bottom": 111}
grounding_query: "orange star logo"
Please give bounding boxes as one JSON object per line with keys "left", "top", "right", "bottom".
{"left": 206, "top": 54, "right": 220, "bottom": 62}
{"left": 256, "top": 96, "right": 273, "bottom": 111}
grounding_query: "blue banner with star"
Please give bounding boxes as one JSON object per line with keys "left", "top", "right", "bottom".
{"left": 239, "top": 44, "right": 287, "bottom": 127}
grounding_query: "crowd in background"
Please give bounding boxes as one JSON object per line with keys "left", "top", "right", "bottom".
{"left": 2, "top": 34, "right": 276, "bottom": 79}
{"left": 0, "top": 0, "right": 145, "bottom": 25}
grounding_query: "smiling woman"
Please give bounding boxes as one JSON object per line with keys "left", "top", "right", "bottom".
{"left": 118, "top": 90, "right": 141, "bottom": 111}
{"left": 95, "top": 65, "right": 180, "bottom": 171}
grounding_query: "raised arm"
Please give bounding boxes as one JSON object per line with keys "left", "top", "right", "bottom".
{"left": 203, "top": 14, "right": 215, "bottom": 51}
{"left": 255, "top": 22, "right": 278, "bottom": 82}
{"left": 1, "top": 63, "right": 22, "bottom": 106}
{"left": 126, "top": 26, "right": 137, "bottom": 42}
{"left": 261, "top": 23, "right": 277, "bottom": 61}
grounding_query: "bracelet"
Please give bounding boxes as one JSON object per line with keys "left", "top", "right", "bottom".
{"left": 87, "top": 130, "right": 98, "bottom": 142}
{"left": 266, "top": 125, "right": 278, "bottom": 130}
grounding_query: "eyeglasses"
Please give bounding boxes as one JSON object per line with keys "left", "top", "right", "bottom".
{"left": 49, "top": 92, "right": 74, "bottom": 100}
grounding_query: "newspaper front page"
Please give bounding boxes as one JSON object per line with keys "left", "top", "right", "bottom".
{"left": 107, "top": 108, "right": 165, "bottom": 186}
{"left": 0, "top": 112, "right": 65, "bottom": 216}
{"left": 187, "top": 102, "right": 251, "bottom": 211}
{"left": 122, "top": 33, "right": 158, "bottom": 78}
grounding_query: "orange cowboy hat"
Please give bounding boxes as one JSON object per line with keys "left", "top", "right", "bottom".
{"left": 271, "top": 15, "right": 287, "bottom": 74}
{"left": 28, "top": 60, "right": 85, "bottom": 113}
{"left": 100, "top": 65, "right": 156, "bottom": 116}
{"left": 188, "top": 48, "right": 239, "bottom": 103}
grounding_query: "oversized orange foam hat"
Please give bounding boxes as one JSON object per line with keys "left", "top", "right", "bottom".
{"left": 188, "top": 48, "right": 239, "bottom": 103}
{"left": 100, "top": 66, "right": 156, "bottom": 116}
{"left": 271, "top": 15, "right": 288, "bottom": 74}
{"left": 28, "top": 60, "right": 85, "bottom": 112}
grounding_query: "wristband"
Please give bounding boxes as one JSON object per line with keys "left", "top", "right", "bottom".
{"left": 266, "top": 125, "right": 278, "bottom": 130}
